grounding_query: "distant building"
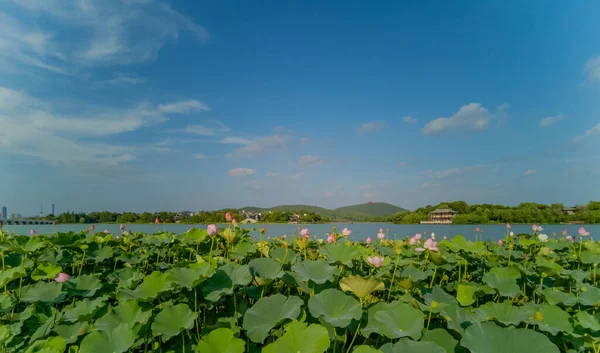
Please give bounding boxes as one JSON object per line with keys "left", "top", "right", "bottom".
{"left": 240, "top": 210, "right": 261, "bottom": 221}
{"left": 1, "top": 206, "right": 6, "bottom": 220}
{"left": 289, "top": 213, "right": 300, "bottom": 224}
{"left": 563, "top": 205, "right": 587, "bottom": 215}
{"left": 421, "top": 208, "right": 458, "bottom": 224}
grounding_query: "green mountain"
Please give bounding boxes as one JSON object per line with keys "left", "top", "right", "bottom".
{"left": 240, "top": 202, "right": 406, "bottom": 221}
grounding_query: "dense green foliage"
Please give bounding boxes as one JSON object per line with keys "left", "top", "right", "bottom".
{"left": 243, "top": 202, "right": 406, "bottom": 221}
{"left": 390, "top": 201, "right": 600, "bottom": 224}
{"left": 1, "top": 223, "right": 599, "bottom": 352}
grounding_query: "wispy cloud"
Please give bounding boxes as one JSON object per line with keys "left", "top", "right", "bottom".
{"left": 228, "top": 168, "right": 256, "bottom": 177}
{"left": 422, "top": 103, "right": 504, "bottom": 135}
{"left": 183, "top": 121, "right": 229, "bottom": 136}
{"left": 523, "top": 169, "right": 536, "bottom": 176}
{"left": 573, "top": 122, "right": 600, "bottom": 143}
{"left": 219, "top": 137, "right": 252, "bottom": 145}
{"left": 192, "top": 153, "right": 208, "bottom": 159}
{"left": 104, "top": 73, "right": 147, "bottom": 86}
{"left": 159, "top": 100, "right": 211, "bottom": 114}
{"left": 585, "top": 55, "right": 600, "bottom": 83}
{"left": 227, "top": 134, "right": 290, "bottom": 158}
{"left": 297, "top": 155, "right": 323, "bottom": 167}
{"left": 403, "top": 116, "right": 417, "bottom": 124}
{"left": 423, "top": 164, "right": 491, "bottom": 178}
{"left": 265, "top": 172, "right": 280, "bottom": 177}
{"left": 539, "top": 114, "right": 564, "bottom": 127}
{"left": 357, "top": 121, "right": 386, "bottom": 134}
{"left": 497, "top": 103, "right": 510, "bottom": 112}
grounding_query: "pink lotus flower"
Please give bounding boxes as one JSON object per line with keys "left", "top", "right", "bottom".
{"left": 54, "top": 273, "right": 70, "bottom": 283}
{"left": 30, "top": 229, "right": 36, "bottom": 236}
{"left": 379, "top": 228, "right": 383, "bottom": 233}
{"left": 498, "top": 239, "right": 503, "bottom": 246}
{"left": 232, "top": 218, "right": 237, "bottom": 225}
{"left": 414, "top": 233, "right": 422, "bottom": 240}
{"left": 377, "top": 231, "right": 385, "bottom": 240}
{"left": 225, "top": 212, "right": 232, "bottom": 222}
{"left": 443, "top": 235, "right": 447, "bottom": 240}
{"left": 409, "top": 233, "right": 422, "bottom": 245}
{"left": 366, "top": 237, "right": 372, "bottom": 245}
{"left": 300, "top": 228, "right": 309, "bottom": 239}
{"left": 562, "top": 229, "right": 568, "bottom": 236}
{"left": 282, "top": 234, "right": 286, "bottom": 239}
{"left": 120, "top": 224, "right": 125, "bottom": 231}
{"left": 327, "top": 234, "right": 335, "bottom": 244}
{"left": 532, "top": 224, "right": 537, "bottom": 231}
{"left": 115, "top": 235, "right": 120, "bottom": 240}
{"left": 207, "top": 224, "right": 218, "bottom": 236}
{"left": 155, "top": 217, "right": 160, "bottom": 224}
{"left": 566, "top": 235, "right": 573, "bottom": 241}
{"left": 476, "top": 227, "right": 480, "bottom": 232}
{"left": 342, "top": 228, "right": 352, "bottom": 236}
{"left": 506, "top": 223, "right": 511, "bottom": 229}
{"left": 366, "top": 256, "right": 384, "bottom": 268}
{"left": 415, "top": 238, "right": 439, "bottom": 252}
{"left": 123, "top": 230, "right": 129, "bottom": 236}
{"left": 579, "top": 227, "right": 590, "bottom": 236}
{"left": 103, "top": 229, "right": 110, "bottom": 234}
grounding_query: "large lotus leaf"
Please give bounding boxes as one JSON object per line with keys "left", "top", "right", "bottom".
{"left": 308, "top": 289, "right": 362, "bottom": 327}
{"left": 230, "top": 241, "right": 256, "bottom": 260}
{"left": 0, "top": 294, "right": 14, "bottom": 313}
{"left": 0, "top": 322, "right": 21, "bottom": 346}
{"left": 195, "top": 328, "right": 244, "bottom": 353}
{"left": 151, "top": 303, "right": 197, "bottom": 341}
{"left": 94, "top": 300, "right": 152, "bottom": 331}
{"left": 202, "top": 263, "right": 252, "bottom": 301}
{"left": 400, "top": 267, "right": 428, "bottom": 282}
{"left": 456, "top": 284, "right": 476, "bottom": 306}
{"left": 0, "top": 266, "right": 27, "bottom": 287}
{"left": 339, "top": 275, "right": 385, "bottom": 299}
{"left": 352, "top": 346, "right": 383, "bottom": 353}
{"left": 292, "top": 259, "right": 340, "bottom": 284}
{"left": 535, "top": 257, "right": 562, "bottom": 276}
{"left": 242, "top": 294, "right": 303, "bottom": 343}
{"left": 177, "top": 228, "right": 208, "bottom": 244}
{"left": 475, "top": 301, "right": 530, "bottom": 326}
{"left": 569, "top": 269, "right": 590, "bottom": 282}
{"left": 62, "top": 295, "right": 108, "bottom": 322}
{"left": 166, "top": 263, "right": 215, "bottom": 289}
{"left": 271, "top": 247, "right": 297, "bottom": 265}
{"left": 576, "top": 311, "right": 600, "bottom": 331}
{"left": 424, "top": 287, "right": 457, "bottom": 310}
{"left": 482, "top": 266, "right": 520, "bottom": 297}
{"left": 262, "top": 320, "right": 330, "bottom": 353}
{"left": 21, "top": 282, "right": 63, "bottom": 303}
{"left": 524, "top": 303, "right": 573, "bottom": 335}
{"left": 53, "top": 321, "right": 89, "bottom": 344}
{"left": 580, "top": 250, "right": 600, "bottom": 264}
{"left": 248, "top": 258, "right": 284, "bottom": 280}
{"left": 79, "top": 323, "right": 135, "bottom": 353}
{"left": 440, "top": 303, "right": 475, "bottom": 334}
{"left": 90, "top": 246, "right": 114, "bottom": 263}
{"left": 320, "top": 243, "right": 362, "bottom": 266}
{"left": 31, "top": 262, "right": 62, "bottom": 281}
{"left": 21, "top": 236, "right": 46, "bottom": 253}
{"left": 362, "top": 301, "right": 424, "bottom": 340}
{"left": 423, "top": 328, "right": 458, "bottom": 353}
{"left": 579, "top": 284, "right": 600, "bottom": 306}
{"left": 460, "top": 321, "right": 560, "bottom": 353}
{"left": 24, "top": 336, "right": 66, "bottom": 353}
{"left": 542, "top": 287, "right": 578, "bottom": 306}
{"left": 30, "top": 309, "right": 57, "bottom": 342}
{"left": 66, "top": 274, "right": 103, "bottom": 297}
{"left": 380, "top": 339, "right": 446, "bottom": 353}
{"left": 119, "top": 271, "right": 170, "bottom": 301}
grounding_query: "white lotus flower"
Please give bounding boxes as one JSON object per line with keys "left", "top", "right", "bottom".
{"left": 538, "top": 233, "right": 548, "bottom": 243}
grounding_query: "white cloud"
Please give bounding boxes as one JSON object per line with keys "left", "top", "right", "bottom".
{"left": 357, "top": 121, "right": 386, "bottom": 134}
{"left": 539, "top": 114, "right": 564, "bottom": 127}
{"left": 297, "top": 155, "right": 323, "bottom": 167}
{"left": 497, "top": 103, "right": 510, "bottom": 113}
{"left": 227, "top": 134, "right": 290, "bottom": 158}
{"left": 265, "top": 172, "right": 280, "bottom": 177}
{"left": 573, "top": 122, "right": 600, "bottom": 142}
{"left": 523, "top": 169, "right": 536, "bottom": 176}
{"left": 398, "top": 161, "right": 407, "bottom": 167}
{"left": 422, "top": 103, "right": 494, "bottom": 135}
{"left": 219, "top": 137, "right": 252, "bottom": 145}
{"left": 159, "top": 100, "right": 211, "bottom": 114}
{"left": 192, "top": 153, "right": 207, "bottom": 159}
{"left": 4, "top": 0, "right": 209, "bottom": 71}
{"left": 403, "top": 116, "right": 417, "bottom": 124}
{"left": 183, "top": 121, "right": 229, "bottom": 136}
{"left": 228, "top": 168, "right": 256, "bottom": 177}
{"left": 105, "top": 73, "right": 147, "bottom": 85}
{"left": 423, "top": 164, "right": 490, "bottom": 178}
{"left": 585, "top": 55, "right": 600, "bottom": 83}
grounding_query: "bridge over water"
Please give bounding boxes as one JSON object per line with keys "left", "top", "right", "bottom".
{"left": 1, "top": 219, "right": 54, "bottom": 225}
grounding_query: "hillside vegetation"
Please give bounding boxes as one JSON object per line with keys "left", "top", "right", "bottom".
{"left": 240, "top": 202, "right": 406, "bottom": 221}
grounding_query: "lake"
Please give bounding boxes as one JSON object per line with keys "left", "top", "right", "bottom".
{"left": 2, "top": 222, "right": 598, "bottom": 241}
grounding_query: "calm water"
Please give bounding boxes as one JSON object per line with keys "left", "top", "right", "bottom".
{"left": 3, "top": 223, "right": 598, "bottom": 241}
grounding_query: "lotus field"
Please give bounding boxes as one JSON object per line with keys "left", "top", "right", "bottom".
{"left": 1, "top": 223, "right": 600, "bottom": 353}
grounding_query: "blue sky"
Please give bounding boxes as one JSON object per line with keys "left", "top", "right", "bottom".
{"left": 1, "top": 0, "right": 599, "bottom": 215}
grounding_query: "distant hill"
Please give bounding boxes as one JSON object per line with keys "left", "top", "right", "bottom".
{"left": 239, "top": 202, "right": 406, "bottom": 221}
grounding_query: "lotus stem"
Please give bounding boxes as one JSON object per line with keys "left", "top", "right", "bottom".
{"left": 430, "top": 265, "right": 437, "bottom": 288}
{"left": 387, "top": 254, "right": 400, "bottom": 301}
{"left": 208, "top": 236, "right": 215, "bottom": 263}
{"left": 78, "top": 250, "right": 86, "bottom": 276}
{"left": 345, "top": 322, "right": 361, "bottom": 353}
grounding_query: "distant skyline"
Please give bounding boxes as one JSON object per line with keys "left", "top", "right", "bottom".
{"left": 1, "top": 0, "right": 599, "bottom": 215}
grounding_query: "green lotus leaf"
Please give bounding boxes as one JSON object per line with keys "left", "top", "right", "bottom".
{"left": 24, "top": 336, "right": 66, "bottom": 353}
{"left": 320, "top": 243, "right": 362, "bottom": 266}
{"left": 400, "top": 267, "right": 428, "bottom": 282}
{"left": 569, "top": 269, "right": 590, "bottom": 282}
{"left": 248, "top": 257, "right": 284, "bottom": 280}
{"left": 292, "top": 259, "right": 340, "bottom": 284}
{"left": 440, "top": 303, "right": 475, "bottom": 334}
{"left": 460, "top": 321, "right": 560, "bottom": 353}
{"left": 518, "top": 239, "right": 537, "bottom": 248}
{"left": 352, "top": 346, "right": 383, "bottom": 353}
{"left": 31, "top": 262, "right": 62, "bottom": 281}
{"left": 177, "top": 228, "right": 208, "bottom": 244}
{"left": 475, "top": 301, "right": 530, "bottom": 326}
{"left": 262, "top": 320, "right": 330, "bottom": 353}
{"left": 524, "top": 303, "right": 573, "bottom": 335}
{"left": 422, "top": 328, "right": 458, "bottom": 353}
{"left": 202, "top": 263, "right": 252, "bottom": 301}
{"left": 482, "top": 266, "right": 520, "bottom": 297}
{"left": 79, "top": 323, "right": 135, "bottom": 353}
{"left": 362, "top": 301, "right": 424, "bottom": 340}
{"left": 30, "top": 309, "right": 57, "bottom": 342}
{"left": 0, "top": 322, "right": 21, "bottom": 346}
{"left": 580, "top": 250, "right": 600, "bottom": 264}
{"left": 0, "top": 293, "right": 15, "bottom": 313}
{"left": 0, "top": 266, "right": 27, "bottom": 287}
{"left": 380, "top": 338, "right": 446, "bottom": 353}
{"left": 230, "top": 240, "right": 256, "bottom": 260}
{"left": 22, "top": 236, "right": 46, "bottom": 253}
{"left": 575, "top": 311, "right": 600, "bottom": 331}
{"left": 195, "top": 328, "right": 244, "bottom": 353}
{"left": 94, "top": 300, "right": 152, "bottom": 331}
{"left": 62, "top": 295, "right": 108, "bottom": 322}
{"left": 542, "top": 287, "right": 578, "bottom": 306}
{"left": 456, "top": 284, "right": 476, "bottom": 306}
{"left": 119, "top": 271, "right": 170, "bottom": 301}
{"left": 271, "top": 247, "right": 297, "bottom": 265}
{"left": 151, "top": 303, "right": 197, "bottom": 341}
{"left": 53, "top": 321, "right": 89, "bottom": 344}
{"left": 66, "top": 274, "right": 103, "bottom": 297}
{"left": 308, "top": 288, "right": 362, "bottom": 327}
{"left": 166, "top": 263, "right": 215, "bottom": 289}
{"left": 534, "top": 257, "right": 562, "bottom": 276}
{"left": 242, "top": 294, "right": 303, "bottom": 343}
{"left": 21, "top": 282, "right": 64, "bottom": 303}
{"left": 579, "top": 285, "right": 600, "bottom": 306}
{"left": 339, "top": 275, "right": 385, "bottom": 299}
{"left": 424, "top": 287, "right": 457, "bottom": 311}
{"left": 89, "top": 246, "right": 114, "bottom": 263}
